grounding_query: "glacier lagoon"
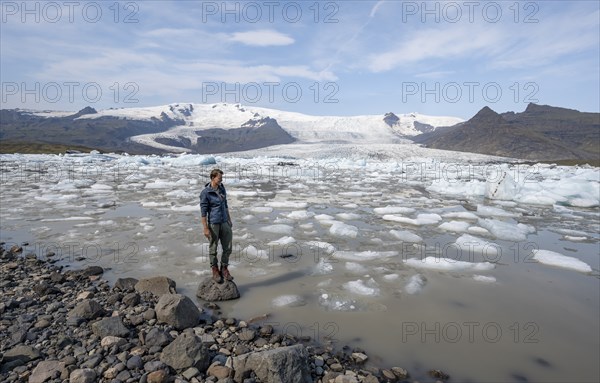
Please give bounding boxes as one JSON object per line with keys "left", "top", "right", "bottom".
{"left": 1, "top": 151, "right": 598, "bottom": 383}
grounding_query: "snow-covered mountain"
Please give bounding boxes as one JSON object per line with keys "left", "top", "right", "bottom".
{"left": 74, "top": 103, "right": 463, "bottom": 153}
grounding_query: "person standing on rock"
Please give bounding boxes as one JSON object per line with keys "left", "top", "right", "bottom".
{"left": 200, "top": 168, "right": 233, "bottom": 283}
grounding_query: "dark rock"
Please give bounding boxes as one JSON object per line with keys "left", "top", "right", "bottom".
{"left": 135, "top": 277, "right": 177, "bottom": 297}
{"left": 196, "top": 277, "right": 240, "bottom": 301}
{"left": 231, "top": 344, "right": 311, "bottom": 383}
{"left": 68, "top": 300, "right": 105, "bottom": 320}
{"left": 155, "top": 294, "right": 200, "bottom": 330}
{"left": 127, "top": 355, "right": 144, "bottom": 370}
{"left": 2, "top": 344, "right": 42, "bottom": 364}
{"left": 144, "top": 328, "right": 173, "bottom": 348}
{"left": 33, "top": 282, "right": 61, "bottom": 296}
{"left": 259, "top": 325, "right": 274, "bottom": 337}
{"left": 160, "top": 331, "right": 210, "bottom": 371}
{"left": 29, "top": 360, "right": 67, "bottom": 383}
{"left": 50, "top": 272, "right": 65, "bottom": 283}
{"left": 114, "top": 277, "right": 139, "bottom": 291}
{"left": 69, "top": 368, "right": 97, "bottom": 383}
{"left": 122, "top": 292, "right": 140, "bottom": 307}
{"left": 91, "top": 316, "right": 130, "bottom": 338}
{"left": 428, "top": 369, "right": 450, "bottom": 380}
{"left": 144, "top": 360, "right": 167, "bottom": 373}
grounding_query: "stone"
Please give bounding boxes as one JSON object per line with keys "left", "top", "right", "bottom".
{"left": 259, "top": 325, "right": 274, "bottom": 337}
{"left": 114, "top": 277, "right": 139, "bottom": 291}
{"left": 351, "top": 352, "right": 368, "bottom": 364}
{"left": 428, "top": 369, "right": 450, "bottom": 380}
{"left": 160, "top": 331, "right": 210, "bottom": 371}
{"left": 144, "top": 360, "right": 167, "bottom": 373}
{"left": 135, "top": 276, "right": 177, "bottom": 297}
{"left": 238, "top": 329, "right": 255, "bottom": 342}
{"left": 69, "top": 368, "right": 97, "bottom": 383}
{"left": 145, "top": 328, "right": 173, "bottom": 347}
{"left": 68, "top": 299, "right": 105, "bottom": 320}
{"left": 123, "top": 292, "right": 140, "bottom": 306}
{"left": 391, "top": 367, "right": 408, "bottom": 379}
{"left": 33, "top": 282, "right": 61, "bottom": 296}
{"left": 91, "top": 316, "right": 130, "bottom": 338}
{"left": 143, "top": 308, "right": 156, "bottom": 320}
{"left": 200, "top": 333, "right": 216, "bottom": 346}
{"left": 100, "top": 336, "right": 127, "bottom": 348}
{"left": 230, "top": 344, "right": 311, "bottom": 383}
{"left": 29, "top": 360, "right": 67, "bottom": 383}
{"left": 3, "top": 344, "right": 42, "bottom": 364}
{"left": 334, "top": 375, "right": 359, "bottom": 383}
{"left": 127, "top": 355, "right": 144, "bottom": 370}
{"left": 155, "top": 294, "right": 200, "bottom": 330}
{"left": 76, "top": 291, "right": 94, "bottom": 300}
{"left": 196, "top": 277, "right": 240, "bottom": 301}
{"left": 182, "top": 367, "right": 199, "bottom": 380}
{"left": 381, "top": 370, "right": 396, "bottom": 381}
{"left": 207, "top": 364, "right": 231, "bottom": 379}
{"left": 362, "top": 375, "right": 380, "bottom": 383}
{"left": 147, "top": 369, "right": 169, "bottom": 383}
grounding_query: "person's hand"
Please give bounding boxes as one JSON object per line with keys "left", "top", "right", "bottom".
{"left": 228, "top": 220, "right": 233, "bottom": 228}
{"left": 203, "top": 227, "right": 211, "bottom": 240}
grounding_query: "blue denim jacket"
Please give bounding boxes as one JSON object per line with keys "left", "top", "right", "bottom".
{"left": 200, "top": 183, "right": 230, "bottom": 224}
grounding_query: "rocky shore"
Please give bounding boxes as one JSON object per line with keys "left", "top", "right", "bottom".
{"left": 0, "top": 242, "right": 449, "bottom": 383}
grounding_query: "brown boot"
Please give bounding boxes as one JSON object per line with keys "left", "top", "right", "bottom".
{"left": 221, "top": 265, "right": 234, "bottom": 281}
{"left": 211, "top": 265, "right": 222, "bottom": 283}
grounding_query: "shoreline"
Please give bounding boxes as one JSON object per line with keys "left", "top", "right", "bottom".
{"left": 0, "top": 242, "right": 449, "bottom": 383}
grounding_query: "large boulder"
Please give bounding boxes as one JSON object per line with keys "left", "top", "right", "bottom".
{"left": 196, "top": 277, "right": 240, "bottom": 301}
{"left": 29, "top": 360, "right": 67, "bottom": 383}
{"left": 135, "top": 277, "right": 177, "bottom": 297}
{"left": 155, "top": 294, "right": 200, "bottom": 330}
{"left": 113, "top": 277, "right": 139, "bottom": 291}
{"left": 229, "top": 344, "right": 311, "bottom": 383}
{"left": 160, "top": 331, "right": 210, "bottom": 371}
{"left": 68, "top": 299, "right": 105, "bottom": 320}
{"left": 91, "top": 316, "right": 130, "bottom": 338}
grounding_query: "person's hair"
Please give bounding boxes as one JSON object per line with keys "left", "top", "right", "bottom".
{"left": 210, "top": 169, "right": 224, "bottom": 180}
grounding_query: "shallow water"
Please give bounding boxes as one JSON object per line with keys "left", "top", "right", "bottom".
{"left": 1, "top": 154, "right": 598, "bottom": 383}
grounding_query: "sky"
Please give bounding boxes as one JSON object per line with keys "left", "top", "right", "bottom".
{"left": 1, "top": 0, "right": 599, "bottom": 119}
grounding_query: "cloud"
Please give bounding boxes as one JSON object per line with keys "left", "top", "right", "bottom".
{"left": 229, "top": 29, "right": 294, "bottom": 46}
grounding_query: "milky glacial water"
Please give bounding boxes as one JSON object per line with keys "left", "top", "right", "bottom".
{"left": 1, "top": 153, "right": 598, "bottom": 383}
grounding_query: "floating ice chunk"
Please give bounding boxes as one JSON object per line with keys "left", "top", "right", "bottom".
{"left": 389, "top": 230, "right": 423, "bottom": 243}
{"left": 142, "top": 201, "right": 171, "bottom": 207}
{"left": 336, "top": 213, "right": 361, "bottom": 220}
{"left": 442, "top": 211, "right": 479, "bottom": 220}
{"left": 479, "top": 219, "right": 535, "bottom": 241}
{"left": 468, "top": 226, "right": 491, "bottom": 236}
{"left": 259, "top": 224, "right": 294, "bottom": 235}
{"left": 473, "top": 275, "right": 496, "bottom": 283}
{"left": 268, "top": 236, "right": 296, "bottom": 245}
{"left": 339, "top": 191, "right": 367, "bottom": 197}
{"left": 345, "top": 262, "right": 367, "bottom": 273}
{"left": 272, "top": 295, "right": 306, "bottom": 307}
{"left": 329, "top": 222, "right": 358, "bottom": 238}
{"left": 144, "top": 180, "right": 176, "bottom": 189}
{"left": 477, "top": 205, "right": 520, "bottom": 218}
{"left": 383, "top": 213, "right": 442, "bottom": 225}
{"left": 266, "top": 201, "right": 308, "bottom": 209}
{"left": 305, "top": 241, "right": 336, "bottom": 255}
{"left": 564, "top": 236, "right": 587, "bottom": 241}
{"left": 287, "top": 210, "right": 315, "bottom": 220}
{"left": 404, "top": 257, "right": 495, "bottom": 271}
{"left": 241, "top": 215, "right": 255, "bottom": 220}
{"left": 439, "top": 221, "right": 470, "bottom": 232}
{"left": 374, "top": 206, "right": 416, "bottom": 215}
{"left": 427, "top": 179, "right": 486, "bottom": 197}
{"left": 314, "top": 214, "right": 335, "bottom": 221}
{"left": 228, "top": 190, "right": 258, "bottom": 197}
{"left": 313, "top": 258, "right": 334, "bottom": 275}
{"left": 532, "top": 250, "right": 592, "bottom": 273}
{"left": 343, "top": 279, "right": 380, "bottom": 296}
{"left": 405, "top": 274, "right": 426, "bottom": 294}
{"left": 319, "top": 293, "right": 357, "bottom": 311}
{"left": 299, "top": 223, "right": 314, "bottom": 230}
{"left": 90, "top": 183, "right": 113, "bottom": 191}
{"left": 343, "top": 203, "right": 359, "bottom": 208}
{"left": 454, "top": 234, "right": 500, "bottom": 256}
{"left": 251, "top": 206, "right": 273, "bottom": 213}
{"left": 383, "top": 274, "right": 400, "bottom": 281}
{"left": 41, "top": 216, "right": 93, "bottom": 221}
{"left": 171, "top": 205, "right": 198, "bottom": 212}
{"left": 485, "top": 171, "right": 518, "bottom": 200}
{"left": 335, "top": 250, "right": 398, "bottom": 261}
{"left": 242, "top": 245, "right": 268, "bottom": 260}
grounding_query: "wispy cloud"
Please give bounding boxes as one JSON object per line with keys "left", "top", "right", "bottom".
{"left": 229, "top": 29, "right": 294, "bottom": 47}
